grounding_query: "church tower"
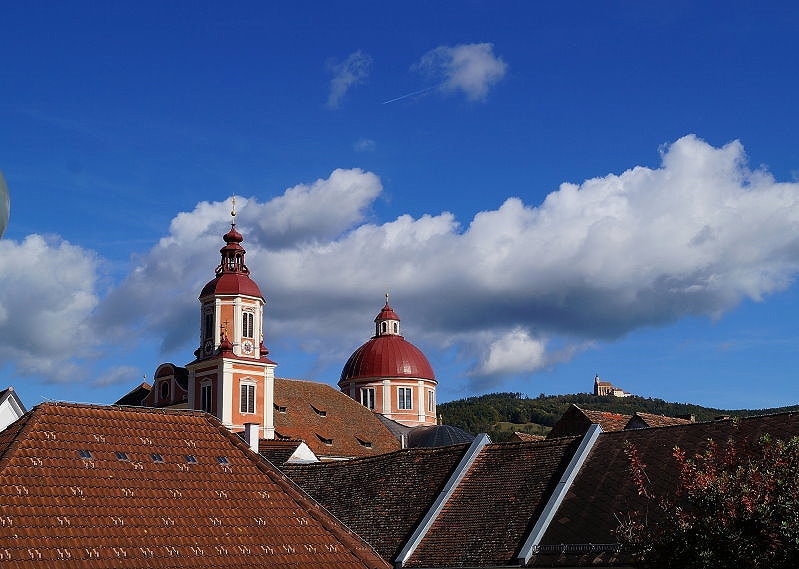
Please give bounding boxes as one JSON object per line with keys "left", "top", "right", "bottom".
{"left": 186, "top": 200, "right": 277, "bottom": 437}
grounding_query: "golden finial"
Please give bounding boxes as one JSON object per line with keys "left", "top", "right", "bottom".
{"left": 230, "top": 196, "right": 237, "bottom": 226}
{"left": 385, "top": 291, "right": 390, "bottom": 305}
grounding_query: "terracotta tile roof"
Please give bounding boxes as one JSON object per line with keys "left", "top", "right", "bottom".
{"left": 405, "top": 437, "right": 582, "bottom": 568}
{"left": 547, "top": 404, "right": 631, "bottom": 438}
{"left": 535, "top": 412, "right": 799, "bottom": 566}
{"left": 274, "top": 378, "right": 400, "bottom": 459}
{"left": 282, "top": 444, "right": 470, "bottom": 561}
{"left": 0, "top": 402, "right": 389, "bottom": 569}
{"left": 625, "top": 411, "right": 693, "bottom": 429}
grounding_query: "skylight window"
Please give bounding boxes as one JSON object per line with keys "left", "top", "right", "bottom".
{"left": 151, "top": 453, "right": 164, "bottom": 463}
{"left": 184, "top": 455, "right": 197, "bottom": 464}
{"left": 356, "top": 437, "right": 372, "bottom": 449}
{"left": 77, "top": 450, "right": 93, "bottom": 460}
{"left": 115, "top": 451, "right": 129, "bottom": 461}
{"left": 216, "top": 456, "right": 229, "bottom": 465}
{"left": 274, "top": 404, "right": 287, "bottom": 413}
{"left": 315, "top": 434, "right": 333, "bottom": 446}
{"left": 310, "top": 405, "right": 327, "bottom": 417}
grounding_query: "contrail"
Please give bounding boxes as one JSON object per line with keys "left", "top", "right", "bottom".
{"left": 382, "top": 85, "right": 440, "bottom": 105}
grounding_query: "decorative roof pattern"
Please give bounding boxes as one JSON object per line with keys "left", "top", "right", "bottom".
{"left": 406, "top": 424, "right": 474, "bottom": 448}
{"left": 536, "top": 412, "right": 799, "bottom": 566}
{"left": 282, "top": 444, "right": 470, "bottom": 561}
{"left": 405, "top": 437, "right": 582, "bottom": 568}
{"left": 0, "top": 402, "right": 389, "bottom": 569}
{"left": 274, "top": 378, "right": 401, "bottom": 459}
{"left": 339, "top": 335, "right": 435, "bottom": 383}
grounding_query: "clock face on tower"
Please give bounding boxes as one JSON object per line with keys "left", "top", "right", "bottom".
{"left": 203, "top": 339, "right": 214, "bottom": 355}
{"left": 242, "top": 339, "right": 254, "bottom": 354}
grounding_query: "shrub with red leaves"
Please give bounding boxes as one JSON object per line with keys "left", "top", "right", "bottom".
{"left": 616, "top": 434, "right": 799, "bottom": 568}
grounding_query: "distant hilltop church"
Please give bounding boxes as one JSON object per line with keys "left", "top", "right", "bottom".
{"left": 593, "top": 374, "right": 631, "bottom": 397}
{"left": 117, "top": 200, "right": 469, "bottom": 461}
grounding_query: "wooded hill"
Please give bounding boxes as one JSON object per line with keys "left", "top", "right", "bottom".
{"left": 438, "top": 392, "right": 799, "bottom": 442}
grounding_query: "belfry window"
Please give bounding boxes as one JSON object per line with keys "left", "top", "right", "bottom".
{"left": 242, "top": 312, "right": 254, "bottom": 338}
{"left": 204, "top": 313, "right": 214, "bottom": 340}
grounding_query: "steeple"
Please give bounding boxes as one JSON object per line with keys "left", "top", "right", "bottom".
{"left": 187, "top": 197, "right": 277, "bottom": 439}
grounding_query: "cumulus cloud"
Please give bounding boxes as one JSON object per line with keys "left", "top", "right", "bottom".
{"left": 326, "top": 50, "right": 372, "bottom": 109}
{"left": 414, "top": 42, "right": 507, "bottom": 101}
{"left": 7, "top": 136, "right": 799, "bottom": 393}
{"left": 0, "top": 234, "right": 100, "bottom": 382}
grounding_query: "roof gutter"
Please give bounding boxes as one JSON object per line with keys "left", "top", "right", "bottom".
{"left": 394, "top": 433, "right": 491, "bottom": 569}
{"left": 516, "top": 423, "right": 603, "bottom": 566}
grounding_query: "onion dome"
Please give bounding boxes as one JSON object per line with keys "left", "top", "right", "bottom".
{"left": 199, "top": 220, "right": 264, "bottom": 300}
{"left": 339, "top": 298, "right": 435, "bottom": 384}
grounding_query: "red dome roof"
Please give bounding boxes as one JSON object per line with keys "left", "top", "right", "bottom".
{"left": 339, "top": 335, "right": 435, "bottom": 384}
{"left": 200, "top": 222, "right": 264, "bottom": 300}
{"left": 200, "top": 273, "right": 263, "bottom": 299}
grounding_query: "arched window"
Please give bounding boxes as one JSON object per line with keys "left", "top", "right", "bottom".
{"left": 160, "top": 381, "right": 170, "bottom": 401}
{"left": 204, "top": 313, "right": 214, "bottom": 340}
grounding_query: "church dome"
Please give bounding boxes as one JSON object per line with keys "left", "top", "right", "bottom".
{"left": 339, "top": 335, "right": 435, "bottom": 383}
{"left": 339, "top": 297, "right": 435, "bottom": 384}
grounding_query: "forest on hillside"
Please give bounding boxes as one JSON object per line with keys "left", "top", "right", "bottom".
{"left": 438, "top": 392, "right": 799, "bottom": 442}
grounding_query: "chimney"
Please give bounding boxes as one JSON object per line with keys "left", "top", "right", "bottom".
{"left": 243, "top": 423, "right": 260, "bottom": 453}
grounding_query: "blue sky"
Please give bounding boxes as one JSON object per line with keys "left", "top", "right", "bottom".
{"left": 1, "top": 2, "right": 799, "bottom": 411}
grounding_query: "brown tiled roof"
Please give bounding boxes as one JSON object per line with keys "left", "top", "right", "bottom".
{"left": 282, "top": 444, "right": 470, "bottom": 561}
{"left": 274, "top": 377, "right": 400, "bottom": 459}
{"left": 625, "top": 411, "right": 693, "bottom": 429}
{"left": 406, "top": 437, "right": 583, "bottom": 568}
{"left": 547, "top": 404, "right": 631, "bottom": 438}
{"left": 536, "top": 412, "right": 799, "bottom": 566}
{"left": 0, "top": 402, "right": 389, "bottom": 569}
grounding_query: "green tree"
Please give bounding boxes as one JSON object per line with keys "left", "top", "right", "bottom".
{"left": 616, "top": 435, "right": 799, "bottom": 568}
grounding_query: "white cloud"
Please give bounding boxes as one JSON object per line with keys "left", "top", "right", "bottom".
{"left": 414, "top": 43, "right": 507, "bottom": 101}
{"left": 6, "top": 136, "right": 799, "bottom": 393}
{"left": 0, "top": 234, "right": 100, "bottom": 382}
{"left": 327, "top": 50, "right": 372, "bottom": 109}
{"left": 474, "top": 328, "right": 547, "bottom": 376}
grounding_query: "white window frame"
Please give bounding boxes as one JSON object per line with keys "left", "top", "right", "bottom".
{"left": 361, "top": 387, "right": 376, "bottom": 410}
{"left": 397, "top": 387, "right": 413, "bottom": 410}
{"left": 427, "top": 389, "right": 435, "bottom": 413}
{"left": 240, "top": 382, "right": 256, "bottom": 414}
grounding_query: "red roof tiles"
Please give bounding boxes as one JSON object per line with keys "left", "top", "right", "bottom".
{"left": 0, "top": 402, "right": 389, "bottom": 568}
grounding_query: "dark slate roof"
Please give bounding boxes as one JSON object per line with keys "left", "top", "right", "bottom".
{"left": 406, "top": 424, "right": 475, "bottom": 448}
{"left": 405, "top": 437, "right": 582, "bottom": 568}
{"left": 114, "top": 382, "right": 151, "bottom": 406}
{"left": 257, "top": 438, "right": 307, "bottom": 465}
{"left": 282, "top": 444, "right": 470, "bottom": 561}
{"left": 274, "top": 377, "right": 400, "bottom": 459}
{"left": 547, "top": 404, "right": 631, "bottom": 438}
{"left": 0, "top": 402, "right": 389, "bottom": 569}
{"left": 625, "top": 411, "right": 693, "bottom": 429}
{"left": 535, "top": 412, "right": 799, "bottom": 566}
